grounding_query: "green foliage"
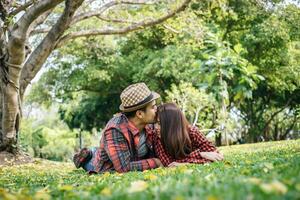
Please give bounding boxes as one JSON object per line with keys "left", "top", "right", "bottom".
{"left": 19, "top": 106, "right": 97, "bottom": 161}
{"left": 26, "top": 0, "right": 300, "bottom": 142}
{"left": 1, "top": 140, "right": 300, "bottom": 199}
{"left": 166, "top": 82, "right": 217, "bottom": 128}
{"left": 198, "top": 29, "right": 263, "bottom": 103}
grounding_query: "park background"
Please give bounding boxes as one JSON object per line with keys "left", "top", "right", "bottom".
{"left": 0, "top": 0, "right": 299, "bottom": 199}
{"left": 17, "top": 0, "right": 300, "bottom": 162}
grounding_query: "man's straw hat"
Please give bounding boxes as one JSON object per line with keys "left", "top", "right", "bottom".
{"left": 120, "top": 83, "right": 160, "bottom": 112}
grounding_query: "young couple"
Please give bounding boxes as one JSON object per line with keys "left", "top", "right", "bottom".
{"left": 73, "top": 83, "right": 223, "bottom": 173}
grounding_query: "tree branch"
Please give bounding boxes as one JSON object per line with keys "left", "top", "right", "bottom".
{"left": 0, "top": 0, "right": 13, "bottom": 21}
{"left": 263, "top": 98, "right": 292, "bottom": 135}
{"left": 11, "top": 0, "right": 63, "bottom": 41}
{"left": 9, "top": 0, "right": 36, "bottom": 16}
{"left": 29, "top": 28, "right": 51, "bottom": 36}
{"left": 20, "top": 0, "right": 85, "bottom": 98}
{"left": 27, "top": 9, "right": 53, "bottom": 38}
{"left": 71, "top": 0, "right": 156, "bottom": 25}
{"left": 96, "top": 13, "right": 183, "bottom": 34}
{"left": 57, "top": 0, "right": 191, "bottom": 47}
{"left": 282, "top": 114, "right": 298, "bottom": 139}
{"left": 96, "top": 15, "right": 138, "bottom": 24}
{"left": 7, "top": 0, "right": 64, "bottom": 75}
{"left": 163, "top": 24, "right": 180, "bottom": 33}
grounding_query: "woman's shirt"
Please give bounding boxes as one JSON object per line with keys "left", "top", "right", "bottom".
{"left": 151, "top": 125, "right": 217, "bottom": 166}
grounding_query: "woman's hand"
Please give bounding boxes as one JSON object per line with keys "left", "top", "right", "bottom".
{"left": 168, "top": 162, "right": 189, "bottom": 167}
{"left": 200, "top": 152, "right": 224, "bottom": 161}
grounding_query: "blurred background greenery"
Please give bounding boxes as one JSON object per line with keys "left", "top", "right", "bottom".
{"left": 21, "top": 0, "right": 300, "bottom": 161}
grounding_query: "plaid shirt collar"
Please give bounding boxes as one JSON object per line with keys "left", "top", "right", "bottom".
{"left": 127, "top": 119, "right": 140, "bottom": 136}
{"left": 106, "top": 113, "right": 154, "bottom": 139}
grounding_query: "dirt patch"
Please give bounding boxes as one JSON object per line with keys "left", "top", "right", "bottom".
{"left": 0, "top": 151, "right": 33, "bottom": 166}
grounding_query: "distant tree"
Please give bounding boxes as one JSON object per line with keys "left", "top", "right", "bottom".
{"left": 0, "top": 0, "right": 192, "bottom": 153}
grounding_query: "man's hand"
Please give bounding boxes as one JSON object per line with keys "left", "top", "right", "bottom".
{"left": 168, "top": 162, "right": 189, "bottom": 167}
{"left": 154, "top": 158, "right": 164, "bottom": 167}
{"left": 200, "top": 152, "right": 224, "bottom": 161}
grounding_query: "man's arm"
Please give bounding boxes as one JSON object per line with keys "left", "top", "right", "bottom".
{"left": 103, "top": 128, "right": 160, "bottom": 173}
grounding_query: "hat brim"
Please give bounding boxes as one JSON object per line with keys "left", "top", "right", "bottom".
{"left": 119, "top": 91, "right": 160, "bottom": 112}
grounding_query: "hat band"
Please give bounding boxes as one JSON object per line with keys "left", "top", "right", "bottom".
{"left": 124, "top": 93, "right": 154, "bottom": 109}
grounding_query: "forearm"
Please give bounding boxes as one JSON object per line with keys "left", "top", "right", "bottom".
{"left": 127, "top": 158, "right": 159, "bottom": 172}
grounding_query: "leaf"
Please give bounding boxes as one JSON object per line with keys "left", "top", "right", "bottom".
{"left": 144, "top": 174, "right": 158, "bottom": 181}
{"left": 263, "top": 163, "right": 274, "bottom": 170}
{"left": 59, "top": 185, "right": 73, "bottom": 191}
{"left": 246, "top": 177, "right": 262, "bottom": 185}
{"left": 260, "top": 180, "right": 288, "bottom": 195}
{"left": 0, "top": 188, "right": 16, "bottom": 200}
{"left": 128, "top": 180, "right": 148, "bottom": 193}
{"left": 184, "top": 169, "right": 194, "bottom": 175}
{"left": 34, "top": 188, "right": 51, "bottom": 200}
{"left": 207, "top": 195, "right": 219, "bottom": 200}
{"left": 173, "top": 195, "right": 185, "bottom": 200}
{"left": 204, "top": 174, "right": 214, "bottom": 181}
{"left": 100, "top": 187, "right": 111, "bottom": 196}
{"left": 233, "top": 44, "right": 243, "bottom": 54}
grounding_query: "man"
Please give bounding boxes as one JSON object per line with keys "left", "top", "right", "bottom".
{"left": 73, "top": 82, "right": 163, "bottom": 173}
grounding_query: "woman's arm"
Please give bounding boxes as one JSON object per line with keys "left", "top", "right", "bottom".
{"left": 185, "top": 126, "right": 223, "bottom": 162}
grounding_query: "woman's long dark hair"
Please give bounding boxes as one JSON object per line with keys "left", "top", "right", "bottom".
{"left": 157, "top": 103, "right": 192, "bottom": 159}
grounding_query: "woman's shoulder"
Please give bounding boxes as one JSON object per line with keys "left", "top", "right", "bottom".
{"left": 188, "top": 125, "right": 205, "bottom": 140}
{"left": 188, "top": 125, "right": 201, "bottom": 134}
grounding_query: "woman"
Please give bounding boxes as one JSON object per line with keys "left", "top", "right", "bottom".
{"left": 151, "top": 102, "right": 223, "bottom": 167}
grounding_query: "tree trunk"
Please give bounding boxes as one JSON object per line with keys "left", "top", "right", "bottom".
{"left": 0, "top": 0, "right": 85, "bottom": 154}
{"left": 0, "top": 59, "right": 22, "bottom": 153}
{"left": 2, "top": 85, "right": 21, "bottom": 153}
{"left": 0, "top": 88, "right": 3, "bottom": 145}
{"left": 273, "top": 123, "right": 277, "bottom": 140}
{"left": 193, "top": 107, "right": 201, "bottom": 126}
{"left": 280, "top": 114, "right": 298, "bottom": 140}
{"left": 79, "top": 129, "right": 82, "bottom": 149}
{"left": 215, "top": 133, "right": 222, "bottom": 146}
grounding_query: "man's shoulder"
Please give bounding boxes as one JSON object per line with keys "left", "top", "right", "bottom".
{"left": 102, "top": 114, "right": 127, "bottom": 134}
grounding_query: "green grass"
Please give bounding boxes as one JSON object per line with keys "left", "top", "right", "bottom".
{"left": 1, "top": 140, "right": 300, "bottom": 200}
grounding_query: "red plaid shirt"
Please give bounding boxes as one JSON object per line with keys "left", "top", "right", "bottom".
{"left": 92, "top": 114, "right": 159, "bottom": 173}
{"left": 150, "top": 126, "right": 217, "bottom": 166}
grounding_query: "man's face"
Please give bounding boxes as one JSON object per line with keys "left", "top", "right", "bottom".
{"left": 139, "top": 100, "right": 157, "bottom": 124}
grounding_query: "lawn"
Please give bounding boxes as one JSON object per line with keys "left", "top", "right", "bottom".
{"left": 0, "top": 139, "right": 300, "bottom": 200}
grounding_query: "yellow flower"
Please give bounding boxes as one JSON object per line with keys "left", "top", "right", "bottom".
{"left": 144, "top": 174, "right": 158, "bottom": 181}
{"left": 128, "top": 180, "right": 148, "bottom": 193}
{"left": 247, "top": 177, "right": 262, "bottom": 185}
{"left": 206, "top": 195, "right": 219, "bottom": 200}
{"left": 34, "top": 188, "right": 51, "bottom": 200}
{"left": 100, "top": 187, "right": 111, "bottom": 196}
{"left": 59, "top": 185, "right": 73, "bottom": 191}
{"left": 260, "top": 180, "right": 288, "bottom": 195}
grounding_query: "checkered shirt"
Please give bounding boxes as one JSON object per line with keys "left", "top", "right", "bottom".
{"left": 150, "top": 126, "right": 217, "bottom": 166}
{"left": 92, "top": 114, "right": 158, "bottom": 173}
